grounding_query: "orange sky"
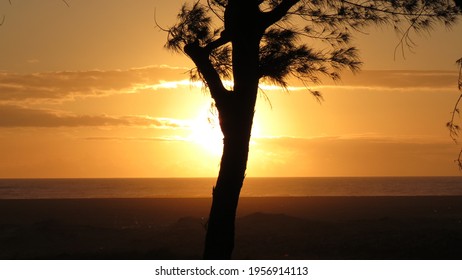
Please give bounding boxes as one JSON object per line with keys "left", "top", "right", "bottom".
{"left": 1, "top": 0, "right": 462, "bottom": 178}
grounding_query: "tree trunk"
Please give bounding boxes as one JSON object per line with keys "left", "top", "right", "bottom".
{"left": 203, "top": 79, "right": 258, "bottom": 259}
{"left": 203, "top": 0, "right": 262, "bottom": 260}
{"left": 203, "top": 58, "right": 259, "bottom": 259}
{"left": 203, "top": 128, "right": 251, "bottom": 259}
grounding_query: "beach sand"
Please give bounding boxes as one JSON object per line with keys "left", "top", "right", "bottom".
{"left": 1, "top": 196, "right": 462, "bottom": 259}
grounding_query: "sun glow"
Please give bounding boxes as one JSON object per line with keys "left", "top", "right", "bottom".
{"left": 189, "top": 105, "right": 224, "bottom": 156}
{"left": 188, "top": 104, "right": 263, "bottom": 157}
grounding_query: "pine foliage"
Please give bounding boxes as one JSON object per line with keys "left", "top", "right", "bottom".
{"left": 165, "top": 0, "right": 460, "bottom": 97}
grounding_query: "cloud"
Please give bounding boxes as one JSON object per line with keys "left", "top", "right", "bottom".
{"left": 0, "top": 104, "right": 190, "bottom": 128}
{"left": 83, "top": 136, "right": 187, "bottom": 142}
{"left": 0, "top": 65, "right": 190, "bottom": 103}
{"left": 337, "top": 70, "right": 457, "bottom": 90}
{"left": 26, "top": 59, "right": 40, "bottom": 64}
{"left": 1, "top": 68, "right": 458, "bottom": 104}
{"left": 259, "top": 70, "right": 459, "bottom": 92}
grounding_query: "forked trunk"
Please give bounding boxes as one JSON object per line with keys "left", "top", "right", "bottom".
{"left": 203, "top": 66, "right": 258, "bottom": 260}
{"left": 202, "top": 0, "right": 262, "bottom": 259}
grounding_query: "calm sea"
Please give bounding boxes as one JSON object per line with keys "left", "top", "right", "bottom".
{"left": 0, "top": 177, "right": 461, "bottom": 199}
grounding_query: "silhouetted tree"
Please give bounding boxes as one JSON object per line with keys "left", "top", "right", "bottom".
{"left": 165, "top": 0, "right": 461, "bottom": 259}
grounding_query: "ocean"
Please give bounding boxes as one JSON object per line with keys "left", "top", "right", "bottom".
{"left": 0, "top": 177, "right": 461, "bottom": 199}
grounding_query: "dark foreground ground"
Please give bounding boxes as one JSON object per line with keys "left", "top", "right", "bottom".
{"left": 1, "top": 196, "right": 462, "bottom": 259}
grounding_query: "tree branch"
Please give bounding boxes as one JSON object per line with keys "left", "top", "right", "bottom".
{"left": 204, "top": 33, "right": 231, "bottom": 53}
{"left": 448, "top": 59, "right": 462, "bottom": 142}
{"left": 206, "top": 0, "right": 225, "bottom": 22}
{"left": 456, "top": 148, "right": 462, "bottom": 171}
{"left": 184, "top": 41, "right": 229, "bottom": 104}
{"left": 262, "top": 0, "right": 300, "bottom": 29}
{"left": 448, "top": 58, "right": 462, "bottom": 170}
{"left": 448, "top": 93, "right": 461, "bottom": 141}
{"left": 456, "top": 0, "right": 462, "bottom": 10}
{"left": 342, "top": 0, "right": 446, "bottom": 17}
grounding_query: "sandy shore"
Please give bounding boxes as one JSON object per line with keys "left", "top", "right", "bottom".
{"left": 1, "top": 196, "right": 462, "bottom": 259}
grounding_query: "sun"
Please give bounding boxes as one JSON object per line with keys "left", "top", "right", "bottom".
{"left": 188, "top": 103, "right": 262, "bottom": 157}
{"left": 189, "top": 105, "right": 224, "bottom": 156}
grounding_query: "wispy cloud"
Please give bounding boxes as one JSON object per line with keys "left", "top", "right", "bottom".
{"left": 0, "top": 104, "right": 190, "bottom": 129}
{"left": 254, "top": 134, "right": 453, "bottom": 147}
{"left": 259, "top": 70, "right": 459, "bottom": 92}
{"left": 1, "top": 68, "right": 458, "bottom": 104}
{"left": 83, "top": 136, "right": 187, "bottom": 142}
{"left": 327, "top": 70, "right": 459, "bottom": 91}
{"left": 26, "top": 59, "right": 40, "bottom": 64}
{"left": 0, "top": 65, "right": 190, "bottom": 103}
